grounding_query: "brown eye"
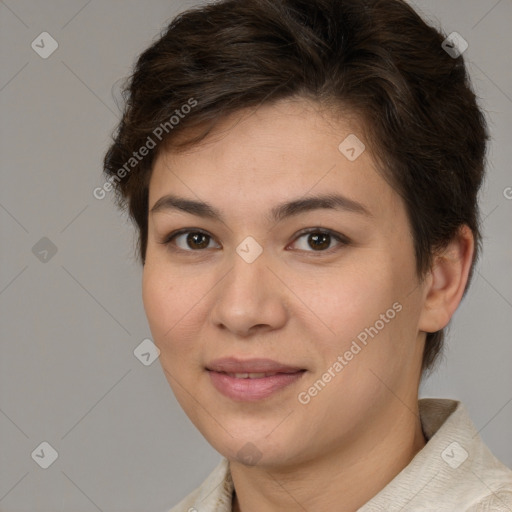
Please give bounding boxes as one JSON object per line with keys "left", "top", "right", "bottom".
{"left": 307, "top": 232, "right": 331, "bottom": 250}
{"left": 161, "top": 229, "right": 221, "bottom": 251}
{"left": 290, "top": 229, "right": 349, "bottom": 254}
{"left": 185, "top": 232, "right": 210, "bottom": 249}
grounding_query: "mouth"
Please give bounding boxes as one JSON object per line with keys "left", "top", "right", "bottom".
{"left": 206, "top": 356, "right": 305, "bottom": 374}
{"left": 206, "top": 358, "right": 307, "bottom": 401}
{"left": 221, "top": 371, "right": 299, "bottom": 379}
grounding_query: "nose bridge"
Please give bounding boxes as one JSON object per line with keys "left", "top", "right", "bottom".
{"left": 226, "top": 238, "right": 268, "bottom": 297}
{"left": 211, "top": 238, "right": 287, "bottom": 334}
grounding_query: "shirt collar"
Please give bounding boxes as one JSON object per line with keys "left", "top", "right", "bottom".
{"left": 186, "top": 399, "right": 503, "bottom": 511}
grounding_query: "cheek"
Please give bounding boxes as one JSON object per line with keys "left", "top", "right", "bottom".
{"left": 298, "top": 263, "right": 393, "bottom": 337}
{"left": 142, "top": 260, "right": 210, "bottom": 358}
{"left": 142, "top": 264, "right": 166, "bottom": 332}
{"left": 142, "top": 262, "right": 182, "bottom": 348}
{"left": 141, "top": 263, "right": 202, "bottom": 408}
{"left": 302, "top": 258, "right": 417, "bottom": 370}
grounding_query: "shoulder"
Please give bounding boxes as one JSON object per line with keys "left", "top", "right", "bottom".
{"left": 359, "top": 399, "right": 512, "bottom": 511}
{"left": 421, "top": 399, "right": 512, "bottom": 511}
{"left": 466, "top": 489, "right": 512, "bottom": 511}
{"left": 167, "top": 457, "right": 233, "bottom": 512}
{"left": 169, "top": 490, "right": 200, "bottom": 512}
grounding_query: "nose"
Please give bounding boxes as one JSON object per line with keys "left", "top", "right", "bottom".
{"left": 210, "top": 247, "right": 288, "bottom": 337}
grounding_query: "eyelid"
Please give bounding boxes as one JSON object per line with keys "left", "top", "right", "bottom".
{"left": 159, "top": 228, "right": 220, "bottom": 251}
{"left": 159, "top": 227, "right": 350, "bottom": 254}
{"left": 289, "top": 227, "right": 351, "bottom": 252}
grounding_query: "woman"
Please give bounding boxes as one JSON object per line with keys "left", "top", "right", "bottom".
{"left": 102, "top": 0, "right": 512, "bottom": 510}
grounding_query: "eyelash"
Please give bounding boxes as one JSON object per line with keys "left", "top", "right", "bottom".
{"left": 158, "top": 227, "right": 350, "bottom": 256}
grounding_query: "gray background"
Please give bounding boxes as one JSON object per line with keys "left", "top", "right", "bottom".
{"left": 0, "top": 1, "right": 511, "bottom": 511}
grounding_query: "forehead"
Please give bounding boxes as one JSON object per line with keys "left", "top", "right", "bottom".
{"left": 148, "top": 98, "right": 398, "bottom": 220}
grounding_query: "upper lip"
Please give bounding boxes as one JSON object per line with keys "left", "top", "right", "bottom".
{"left": 206, "top": 357, "right": 305, "bottom": 374}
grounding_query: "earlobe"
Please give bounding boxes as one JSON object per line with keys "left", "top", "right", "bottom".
{"left": 418, "top": 225, "right": 475, "bottom": 333}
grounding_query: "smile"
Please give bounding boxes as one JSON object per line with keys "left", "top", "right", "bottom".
{"left": 207, "top": 369, "right": 306, "bottom": 401}
{"left": 226, "top": 372, "right": 281, "bottom": 379}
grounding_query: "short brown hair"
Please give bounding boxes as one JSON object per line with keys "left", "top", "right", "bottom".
{"left": 103, "top": 0, "right": 489, "bottom": 375}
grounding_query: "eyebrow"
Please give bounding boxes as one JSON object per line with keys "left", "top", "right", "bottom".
{"left": 150, "top": 192, "right": 372, "bottom": 223}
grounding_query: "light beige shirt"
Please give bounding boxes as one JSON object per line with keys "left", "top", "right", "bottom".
{"left": 169, "top": 399, "right": 512, "bottom": 511}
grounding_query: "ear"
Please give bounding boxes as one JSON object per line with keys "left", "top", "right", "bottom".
{"left": 418, "top": 225, "right": 475, "bottom": 333}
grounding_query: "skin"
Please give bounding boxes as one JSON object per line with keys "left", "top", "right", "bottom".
{"left": 142, "top": 97, "right": 474, "bottom": 512}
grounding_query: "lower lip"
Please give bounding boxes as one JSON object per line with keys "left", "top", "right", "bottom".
{"left": 207, "top": 370, "right": 306, "bottom": 401}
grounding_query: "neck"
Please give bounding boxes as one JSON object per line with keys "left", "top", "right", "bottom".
{"left": 230, "top": 402, "right": 427, "bottom": 512}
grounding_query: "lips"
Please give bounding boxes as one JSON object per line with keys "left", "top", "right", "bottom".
{"left": 225, "top": 372, "right": 281, "bottom": 379}
{"left": 206, "top": 357, "right": 304, "bottom": 374}
{"left": 206, "top": 357, "right": 306, "bottom": 401}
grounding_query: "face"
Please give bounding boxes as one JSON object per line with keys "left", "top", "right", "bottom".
{"left": 143, "top": 98, "right": 427, "bottom": 468}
